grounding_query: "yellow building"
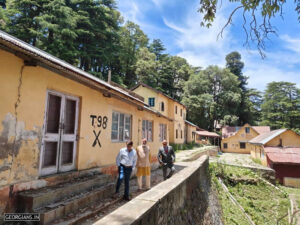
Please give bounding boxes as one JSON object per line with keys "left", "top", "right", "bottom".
{"left": 185, "top": 120, "right": 198, "bottom": 143}
{"left": 221, "top": 124, "right": 270, "bottom": 154}
{"left": 0, "top": 31, "right": 172, "bottom": 213}
{"left": 249, "top": 129, "right": 300, "bottom": 187}
{"left": 131, "top": 83, "right": 188, "bottom": 144}
{"left": 249, "top": 129, "right": 300, "bottom": 165}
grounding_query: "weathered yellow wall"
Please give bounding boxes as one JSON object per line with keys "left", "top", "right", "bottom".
{"left": 132, "top": 85, "right": 187, "bottom": 144}
{"left": 171, "top": 102, "right": 186, "bottom": 144}
{"left": 284, "top": 177, "right": 300, "bottom": 188}
{"left": 221, "top": 124, "right": 259, "bottom": 154}
{"left": 265, "top": 130, "right": 300, "bottom": 147}
{"left": 186, "top": 124, "right": 196, "bottom": 143}
{"left": 132, "top": 86, "right": 170, "bottom": 118}
{"left": 249, "top": 144, "right": 267, "bottom": 166}
{"left": 0, "top": 49, "right": 170, "bottom": 188}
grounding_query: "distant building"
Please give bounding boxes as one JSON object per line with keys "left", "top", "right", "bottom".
{"left": 249, "top": 129, "right": 300, "bottom": 187}
{"left": 132, "top": 83, "right": 189, "bottom": 145}
{"left": 221, "top": 124, "right": 270, "bottom": 154}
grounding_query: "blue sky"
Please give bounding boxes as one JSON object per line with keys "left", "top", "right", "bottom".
{"left": 117, "top": 0, "right": 300, "bottom": 91}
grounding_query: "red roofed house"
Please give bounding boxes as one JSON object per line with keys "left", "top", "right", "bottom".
{"left": 194, "top": 129, "right": 220, "bottom": 146}
{"left": 221, "top": 123, "right": 270, "bottom": 154}
{"left": 249, "top": 129, "right": 300, "bottom": 187}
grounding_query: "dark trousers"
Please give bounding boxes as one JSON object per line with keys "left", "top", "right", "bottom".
{"left": 116, "top": 165, "right": 132, "bottom": 198}
{"left": 162, "top": 164, "right": 175, "bottom": 180}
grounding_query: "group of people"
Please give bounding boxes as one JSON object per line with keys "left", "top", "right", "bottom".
{"left": 115, "top": 139, "right": 176, "bottom": 201}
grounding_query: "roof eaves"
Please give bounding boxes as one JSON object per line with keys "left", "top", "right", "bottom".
{"left": 185, "top": 120, "right": 199, "bottom": 128}
{"left": 261, "top": 129, "right": 287, "bottom": 145}
{"left": 144, "top": 106, "right": 173, "bottom": 121}
{"left": 132, "top": 82, "right": 187, "bottom": 108}
{"left": 0, "top": 30, "right": 145, "bottom": 106}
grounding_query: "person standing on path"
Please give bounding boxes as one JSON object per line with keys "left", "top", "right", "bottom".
{"left": 115, "top": 140, "right": 137, "bottom": 200}
{"left": 136, "top": 138, "right": 151, "bottom": 191}
{"left": 157, "top": 140, "right": 175, "bottom": 180}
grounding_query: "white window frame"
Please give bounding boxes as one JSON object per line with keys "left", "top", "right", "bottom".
{"left": 142, "top": 120, "right": 153, "bottom": 142}
{"left": 111, "top": 111, "right": 132, "bottom": 142}
{"left": 159, "top": 124, "right": 167, "bottom": 142}
{"left": 39, "top": 90, "right": 79, "bottom": 176}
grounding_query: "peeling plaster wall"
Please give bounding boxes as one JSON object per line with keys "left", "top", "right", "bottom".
{"left": 0, "top": 49, "right": 171, "bottom": 213}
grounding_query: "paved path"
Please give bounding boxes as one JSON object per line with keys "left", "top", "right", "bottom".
{"left": 217, "top": 152, "right": 269, "bottom": 169}
{"left": 78, "top": 147, "right": 211, "bottom": 225}
{"left": 176, "top": 146, "right": 217, "bottom": 162}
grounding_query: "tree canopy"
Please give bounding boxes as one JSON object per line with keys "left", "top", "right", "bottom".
{"left": 0, "top": 0, "right": 298, "bottom": 132}
{"left": 261, "top": 82, "right": 300, "bottom": 130}
{"left": 199, "top": 0, "right": 300, "bottom": 57}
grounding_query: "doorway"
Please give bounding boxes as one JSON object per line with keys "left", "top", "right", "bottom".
{"left": 39, "top": 90, "right": 79, "bottom": 176}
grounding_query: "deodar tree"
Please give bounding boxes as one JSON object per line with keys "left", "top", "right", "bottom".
{"left": 182, "top": 66, "right": 241, "bottom": 130}
{"left": 261, "top": 82, "right": 300, "bottom": 130}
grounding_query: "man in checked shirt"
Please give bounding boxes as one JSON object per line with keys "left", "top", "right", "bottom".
{"left": 115, "top": 140, "right": 137, "bottom": 201}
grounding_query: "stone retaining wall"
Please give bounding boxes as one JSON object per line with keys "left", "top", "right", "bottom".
{"left": 219, "top": 162, "right": 276, "bottom": 183}
{"left": 94, "top": 155, "right": 223, "bottom": 225}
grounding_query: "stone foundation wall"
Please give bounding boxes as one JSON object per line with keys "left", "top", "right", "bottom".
{"left": 95, "top": 155, "right": 223, "bottom": 225}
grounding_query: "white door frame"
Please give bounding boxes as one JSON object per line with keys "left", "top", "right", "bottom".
{"left": 39, "top": 90, "right": 79, "bottom": 176}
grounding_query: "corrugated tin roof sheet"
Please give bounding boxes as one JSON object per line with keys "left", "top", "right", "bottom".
{"left": 185, "top": 120, "right": 199, "bottom": 128}
{"left": 265, "top": 147, "right": 300, "bottom": 165}
{"left": 249, "top": 129, "right": 287, "bottom": 145}
{"left": 195, "top": 130, "right": 220, "bottom": 138}
{"left": 0, "top": 30, "right": 145, "bottom": 105}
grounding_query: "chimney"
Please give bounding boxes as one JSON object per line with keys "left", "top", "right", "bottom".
{"left": 108, "top": 69, "right": 111, "bottom": 84}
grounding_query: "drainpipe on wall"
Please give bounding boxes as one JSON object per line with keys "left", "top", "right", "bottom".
{"left": 108, "top": 69, "right": 111, "bottom": 84}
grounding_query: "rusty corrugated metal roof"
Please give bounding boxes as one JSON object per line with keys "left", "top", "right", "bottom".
{"left": 222, "top": 125, "right": 270, "bottom": 139}
{"left": 195, "top": 130, "right": 220, "bottom": 138}
{"left": 265, "top": 147, "right": 300, "bottom": 165}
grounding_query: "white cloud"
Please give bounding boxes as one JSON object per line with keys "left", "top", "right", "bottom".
{"left": 242, "top": 49, "right": 300, "bottom": 91}
{"left": 118, "top": 1, "right": 140, "bottom": 23}
{"left": 118, "top": 0, "right": 300, "bottom": 91}
{"left": 280, "top": 35, "right": 300, "bottom": 54}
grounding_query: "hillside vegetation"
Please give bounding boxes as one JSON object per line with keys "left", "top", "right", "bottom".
{"left": 210, "top": 163, "right": 291, "bottom": 225}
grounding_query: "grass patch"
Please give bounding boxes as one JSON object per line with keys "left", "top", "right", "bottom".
{"left": 170, "top": 142, "right": 204, "bottom": 151}
{"left": 251, "top": 157, "right": 262, "bottom": 165}
{"left": 210, "top": 163, "right": 290, "bottom": 225}
{"left": 280, "top": 186, "right": 300, "bottom": 195}
{"left": 210, "top": 164, "right": 249, "bottom": 225}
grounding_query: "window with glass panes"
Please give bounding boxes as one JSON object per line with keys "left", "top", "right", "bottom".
{"left": 111, "top": 112, "right": 131, "bottom": 141}
{"left": 159, "top": 124, "right": 167, "bottom": 141}
{"left": 148, "top": 98, "right": 155, "bottom": 107}
{"left": 142, "top": 120, "right": 153, "bottom": 142}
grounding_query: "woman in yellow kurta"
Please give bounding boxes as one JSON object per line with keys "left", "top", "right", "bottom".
{"left": 136, "top": 138, "right": 151, "bottom": 190}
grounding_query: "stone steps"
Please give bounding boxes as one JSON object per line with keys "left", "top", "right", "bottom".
{"left": 18, "top": 174, "right": 112, "bottom": 212}
{"left": 53, "top": 197, "right": 123, "bottom": 225}
{"left": 17, "top": 173, "right": 115, "bottom": 225}
{"left": 37, "top": 183, "right": 115, "bottom": 225}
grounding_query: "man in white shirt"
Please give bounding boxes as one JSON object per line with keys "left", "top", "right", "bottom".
{"left": 115, "top": 140, "right": 137, "bottom": 200}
